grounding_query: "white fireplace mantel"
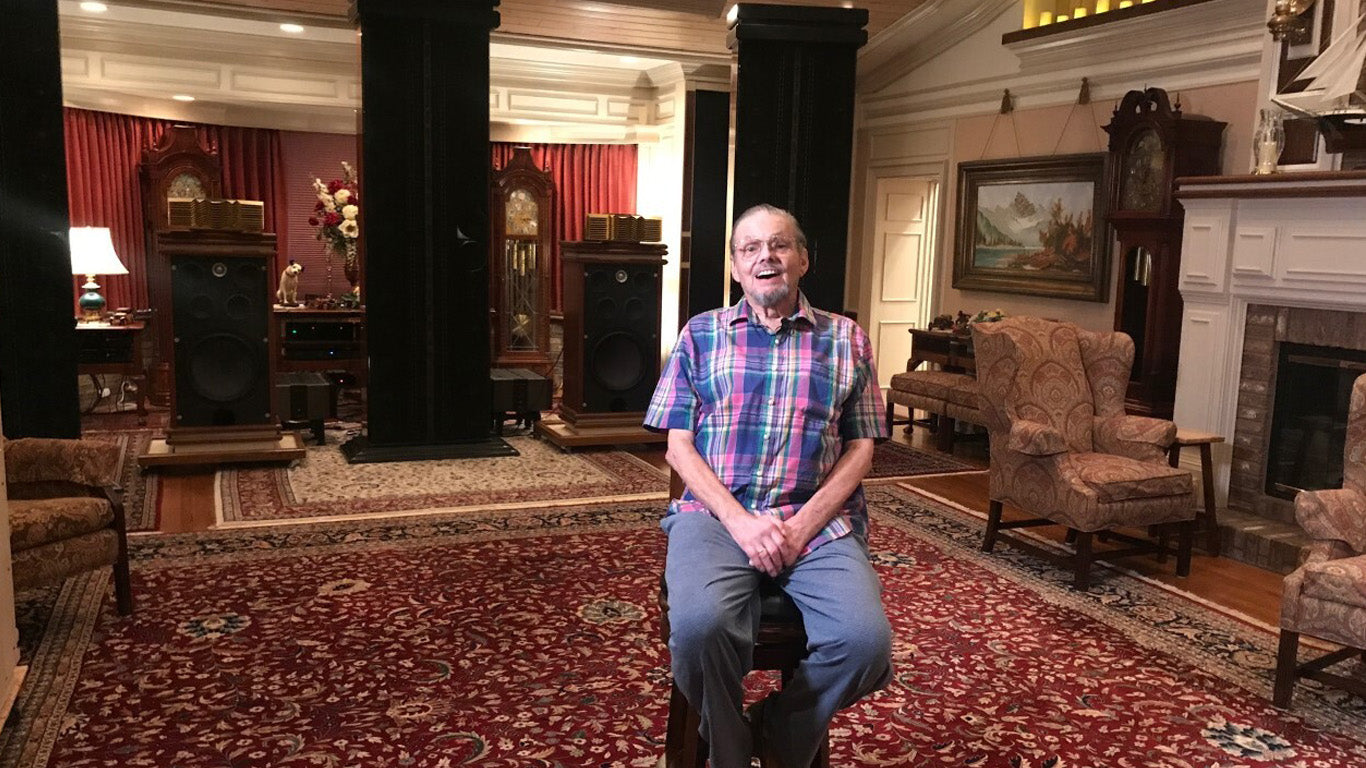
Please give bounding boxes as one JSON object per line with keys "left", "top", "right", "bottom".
{"left": 1172, "top": 172, "right": 1366, "bottom": 499}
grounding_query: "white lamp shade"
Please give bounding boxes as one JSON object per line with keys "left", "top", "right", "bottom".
{"left": 69, "top": 227, "right": 128, "bottom": 276}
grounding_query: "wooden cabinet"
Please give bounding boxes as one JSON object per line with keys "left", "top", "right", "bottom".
{"left": 1104, "top": 88, "right": 1225, "bottom": 418}
{"left": 76, "top": 321, "right": 149, "bottom": 424}
{"left": 271, "top": 308, "right": 367, "bottom": 387}
{"left": 489, "top": 147, "right": 554, "bottom": 378}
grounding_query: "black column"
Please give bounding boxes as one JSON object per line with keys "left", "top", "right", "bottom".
{"left": 728, "top": 4, "right": 867, "bottom": 314}
{"left": 0, "top": 0, "right": 79, "bottom": 438}
{"left": 343, "top": 0, "right": 514, "bottom": 461}
{"left": 681, "top": 88, "right": 732, "bottom": 323}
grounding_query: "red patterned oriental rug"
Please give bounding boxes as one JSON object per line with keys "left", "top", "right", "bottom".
{"left": 867, "top": 440, "right": 979, "bottom": 481}
{"left": 4, "top": 485, "right": 1364, "bottom": 767}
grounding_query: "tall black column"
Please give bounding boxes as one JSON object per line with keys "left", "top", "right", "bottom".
{"left": 728, "top": 4, "right": 867, "bottom": 314}
{"left": 343, "top": 0, "right": 514, "bottom": 461}
{"left": 0, "top": 0, "right": 79, "bottom": 438}
{"left": 681, "top": 87, "right": 732, "bottom": 323}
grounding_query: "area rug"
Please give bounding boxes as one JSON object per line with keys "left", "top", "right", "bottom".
{"left": 77, "top": 428, "right": 158, "bottom": 533}
{"left": 866, "top": 439, "right": 979, "bottom": 480}
{"left": 4, "top": 486, "right": 1364, "bottom": 768}
{"left": 216, "top": 430, "right": 670, "bottom": 526}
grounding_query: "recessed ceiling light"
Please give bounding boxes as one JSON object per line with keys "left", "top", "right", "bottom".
{"left": 619, "top": 56, "right": 640, "bottom": 64}
{"left": 171, "top": 94, "right": 196, "bottom": 102}
{"left": 79, "top": 2, "right": 108, "bottom": 12}
{"left": 280, "top": 23, "right": 305, "bottom": 34}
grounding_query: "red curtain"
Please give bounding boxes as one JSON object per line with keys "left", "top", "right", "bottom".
{"left": 63, "top": 108, "right": 285, "bottom": 312}
{"left": 491, "top": 142, "right": 637, "bottom": 312}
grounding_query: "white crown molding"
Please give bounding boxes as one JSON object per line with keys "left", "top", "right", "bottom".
{"left": 857, "top": 0, "right": 1017, "bottom": 96}
{"left": 61, "top": 19, "right": 691, "bottom": 139}
{"left": 859, "top": 0, "right": 1264, "bottom": 129}
{"left": 1003, "top": 0, "right": 1261, "bottom": 71}
{"left": 62, "top": 84, "right": 359, "bottom": 133}
{"left": 646, "top": 62, "right": 731, "bottom": 91}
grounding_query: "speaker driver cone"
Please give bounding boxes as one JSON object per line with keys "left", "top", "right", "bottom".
{"left": 590, "top": 332, "right": 645, "bottom": 392}
{"left": 187, "top": 333, "right": 259, "bottom": 403}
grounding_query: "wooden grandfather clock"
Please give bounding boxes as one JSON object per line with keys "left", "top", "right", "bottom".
{"left": 1104, "top": 88, "right": 1224, "bottom": 418}
{"left": 489, "top": 147, "right": 554, "bottom": 378}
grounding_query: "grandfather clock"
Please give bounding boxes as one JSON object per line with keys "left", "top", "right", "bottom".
{"left": 489, "top": 147, "right": 554, "bottom": 378}
{"left": 141, "top": 126, "right": 222, "bottom": 406}
{"left": 1104, "top": 88, "right": 1224, "bottom": 418}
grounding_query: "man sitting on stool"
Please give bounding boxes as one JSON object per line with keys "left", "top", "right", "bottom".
{"left": 644, "top": 204, "right": 893, "bottom": 768}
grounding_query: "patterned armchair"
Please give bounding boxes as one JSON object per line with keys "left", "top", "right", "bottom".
{"left": 4, "top": 438, "right": 133, "bottom": 615}
{"left": 1273, "top": 373, "right": 1366, "bottom": 707}
{"left": 971, "top": 317, "right": 1196, "bottom": 589}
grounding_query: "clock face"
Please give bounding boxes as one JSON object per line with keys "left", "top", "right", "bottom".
{"left": 1120, "top": 128, "right": 1166, "bottom": 213}
{"left": 506, "top": 188, "right": 539, "bottom": 236}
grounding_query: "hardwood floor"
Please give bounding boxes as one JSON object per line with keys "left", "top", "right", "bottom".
{"left": 141, "top": 417, "right": 1285, "bottom": 629}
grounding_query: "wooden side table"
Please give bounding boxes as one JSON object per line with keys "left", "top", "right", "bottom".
{"left": 1168, "top": 428, "right": 1224, "bottom": 556}
{"left": 75, "top": 321, "right": 148, "bottom": 425}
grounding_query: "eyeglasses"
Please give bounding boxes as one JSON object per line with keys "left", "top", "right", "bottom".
{"left": 734, "top": 237, "right": 796, "bottom": 260}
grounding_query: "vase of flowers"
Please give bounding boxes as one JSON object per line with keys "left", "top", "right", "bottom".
{"left": 308, "top": 162, "right": 361, "bottom": 303}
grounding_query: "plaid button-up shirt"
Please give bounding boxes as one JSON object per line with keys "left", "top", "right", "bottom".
{"left": 644, "top": 293, "right": 886, "bottom": 554}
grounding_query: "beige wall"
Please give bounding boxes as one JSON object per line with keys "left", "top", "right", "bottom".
{"left": 939, "top": 80, "right": 1260, "bottom": 332}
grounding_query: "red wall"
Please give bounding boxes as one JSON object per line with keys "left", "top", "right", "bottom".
{"left": 279, "top": 130, "right": 359, "bottom": 299}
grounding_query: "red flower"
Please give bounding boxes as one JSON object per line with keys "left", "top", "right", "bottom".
{"left": 307, "top": 217, "right": 319, "bottom": 226}
{"left": 324, "top": 211, "right": 343, "bottom": 227}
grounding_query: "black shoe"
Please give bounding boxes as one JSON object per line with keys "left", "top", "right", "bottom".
{"left": 746, "top": 694, "right": 785, "bottom": 768}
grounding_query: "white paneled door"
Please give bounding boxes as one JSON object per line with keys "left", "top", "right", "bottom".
{"left": 866, "top": 176, "right": 939, "bottom": 389}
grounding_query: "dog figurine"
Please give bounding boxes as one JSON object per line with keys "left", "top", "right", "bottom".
{"left": 276, "top": 260, "right": 304, "bottom": 305}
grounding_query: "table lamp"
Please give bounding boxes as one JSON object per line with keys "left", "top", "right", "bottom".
{"left": 69, "top": 227, "right": 128, "bottom": 323}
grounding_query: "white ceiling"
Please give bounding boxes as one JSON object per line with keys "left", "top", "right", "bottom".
{"left": 58, "top": 0, "right": 681, "bottom": 74}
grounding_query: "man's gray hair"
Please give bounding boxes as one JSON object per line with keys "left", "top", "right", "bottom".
{"left": 730, "top": 204, "right": 808, "bottom": 253}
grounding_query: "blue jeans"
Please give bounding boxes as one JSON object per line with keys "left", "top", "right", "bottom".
{"left": 662, "top": 512, "right": 893, "bottom": 768}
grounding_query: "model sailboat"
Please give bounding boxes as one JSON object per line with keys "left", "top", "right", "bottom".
{"left": 1273, "top": 9, "right": 1366, "bottom": 119}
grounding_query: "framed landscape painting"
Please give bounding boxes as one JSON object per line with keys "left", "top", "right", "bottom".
{"left": 952, "top": 153, "right": 1111, "bottom": 301}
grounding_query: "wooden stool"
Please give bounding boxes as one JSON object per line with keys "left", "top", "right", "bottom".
{"left": 659, "top": 576, "right": 830, "bottom": 768}
{"left": 1167, "top": 428, "right": 1224, "bottom": 556}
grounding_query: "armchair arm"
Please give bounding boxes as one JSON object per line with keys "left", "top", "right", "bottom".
{"left": 3, "top": 438, "right": 120, "bottom": 487}
{"left": 1295, "top": 487, "right": 1366, "bottom": 554}
{"left": 1093, "top": 415, "right": 1176, "bottom": 463}
{"left": 1006, "top": 420, "right": 1069, "bottom": 456}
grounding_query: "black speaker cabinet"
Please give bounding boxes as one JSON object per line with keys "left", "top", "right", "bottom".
{"left": 156, "top": 230, "right": 280, "bottom": 445}
{"left": 560, "top": 241, "right": 667, "bottom": 427}
{"left": 171, "top": 254, "right": 271, "bottom": 427}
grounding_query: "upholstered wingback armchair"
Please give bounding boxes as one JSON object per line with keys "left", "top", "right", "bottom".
{"left": 1273, "top": 372, "right": 1366, "bottom": 707}
{"left": 4, "top": 438, "right": 133, "bottom": 615}
{"left": 971, "top": 317, "right": 1196, "bottom": 589}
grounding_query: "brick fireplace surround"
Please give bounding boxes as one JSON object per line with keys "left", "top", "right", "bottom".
{"left": 1173, "top": 172, "right": 1366, "bottom": 572}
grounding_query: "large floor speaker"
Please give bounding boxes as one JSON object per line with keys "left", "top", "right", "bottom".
{"left": 171, "top": 254, "right": 272, "bottom": 428}
{"left": 560, "top": 241, "right": 667, "bottom": 426}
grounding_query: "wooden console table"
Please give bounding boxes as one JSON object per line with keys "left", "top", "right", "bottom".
{"left": 271, "top": 308, "right": 367, "bottom": 387}
{"left": 907, "top": 328, "right": 975, "bottom": 373}
{"left": 75, "top": 321, "right": 148, "bottom": 425}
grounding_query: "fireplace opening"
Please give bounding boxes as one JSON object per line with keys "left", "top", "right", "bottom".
{"left": 1265, "top": 342, "right": 1366, "bottom": 499}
